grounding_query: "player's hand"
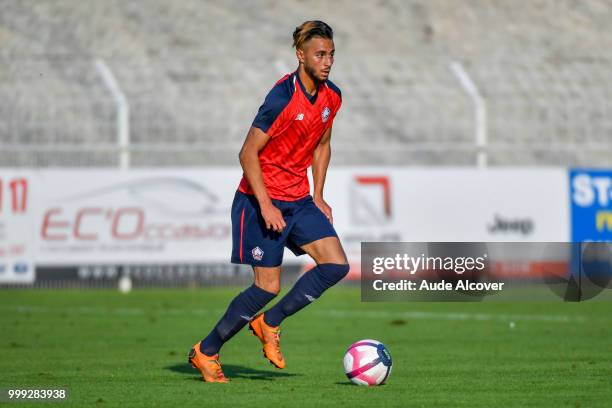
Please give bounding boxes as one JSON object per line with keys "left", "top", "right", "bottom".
{"left": 261, "top": 203, "right": 286, "bottom": 233}
{"left": 314, "top": 196, "right": 333, "bottom": 224}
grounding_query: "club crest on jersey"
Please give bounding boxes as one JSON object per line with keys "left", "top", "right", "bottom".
{"left": 252, "top": 246, "right": 264, "bottom": 261}
{"left": 321, "top": 107, "right": 331, "bottom": 123}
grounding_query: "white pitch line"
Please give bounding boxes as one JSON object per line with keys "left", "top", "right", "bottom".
{"left": 0, "top": 305, "right": 590, "bottom": 323}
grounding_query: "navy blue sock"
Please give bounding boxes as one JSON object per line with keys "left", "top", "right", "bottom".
{"left": 264, "top": 263, "right": 349, "bottom": 327}
{"left": 200, "top": 284, "right": 276, "bottom": 355}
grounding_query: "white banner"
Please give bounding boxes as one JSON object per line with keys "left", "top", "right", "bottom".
{"left": 0, "top": 172, "right": 36, "bottom": 283}
{"left": 0, "top": 167, "right": 570, "bottom": 282}
{"left": 321, "top": 168, "right": 570, "bottom": 262}
{"left": 35, "top": 169, "right": 241, "bottom": 265}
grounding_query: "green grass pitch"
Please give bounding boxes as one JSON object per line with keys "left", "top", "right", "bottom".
{"left": 1, "top": 287, "right": 611, "bottom": 407}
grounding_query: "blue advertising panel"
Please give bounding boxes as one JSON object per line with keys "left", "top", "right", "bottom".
{"left": 569, "top": 169, "right": 612, "bottom": 242}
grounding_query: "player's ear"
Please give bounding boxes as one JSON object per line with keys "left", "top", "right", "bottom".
{"left": 296, "top": 47, "right": 305, "bottom": 64}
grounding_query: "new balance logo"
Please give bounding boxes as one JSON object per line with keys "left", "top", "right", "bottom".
{"left": 305, "top": 294, "right": 316, "bottom": 302}
{"left": 295, "top": 113, "right": 304, "bottom": 121}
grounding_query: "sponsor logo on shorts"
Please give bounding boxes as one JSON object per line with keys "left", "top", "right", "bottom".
{"left": 252, "top": 246, "right": 264, "bottom": 261}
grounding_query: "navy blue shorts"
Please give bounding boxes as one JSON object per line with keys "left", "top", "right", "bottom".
{"left": 231, "top": 191, "right": 338, "bottom": 267}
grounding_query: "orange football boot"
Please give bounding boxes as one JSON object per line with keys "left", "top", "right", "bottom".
{"left": 188, "top": 343, "right": 229, "bottom": 383}
{"left": 248, "top": 313, "right": 285, "bottom": 369}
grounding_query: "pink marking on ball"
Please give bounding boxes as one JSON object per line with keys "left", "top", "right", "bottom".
{"left": 348, "top": 347, "right": 362, "bottom": 370}
{"left": 351, "top": 341, "right": 377, "bottom": 348}
{"left": 358, "top": 372, "right": 378, "bottom": 386}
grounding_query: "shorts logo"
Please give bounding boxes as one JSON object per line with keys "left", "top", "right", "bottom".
{"left": 295, "top": 113, "right": 304, "bottom": 121}
{"left": 252, "top": 246, "right": 264, "bottom": 261}
{"left": 321, "top": 107, "right": 330, "bottom": 123}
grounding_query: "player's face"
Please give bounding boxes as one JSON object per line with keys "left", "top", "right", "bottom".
{"left": 298, "top": 37, "right": 335, "bottom": 82}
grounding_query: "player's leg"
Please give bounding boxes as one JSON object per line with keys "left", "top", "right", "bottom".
{"left": 199, "top": 267, "right": 280, "bottom": 354}
{"left": 263, "top": 236, "right": 349, "bottom": 327}
{"left": 189, "top": 191, "right": 283, "bottom": 382}
{"left": 201, "top": 190, "right": 283, "bottom": 356}
{"left": 253, "top": 265, "right": 282, "bottom": 294}
{"left": 300, "top": 235, "right": 348, "bottom": 264}
{"left": 249, "top": 198, "right": 349, "bottom": 368}
{"left": 190, "top": 267, "right": 279, "bottom": 381}
{"left": 248, "top": 265, "right": 289, "bottom": 368}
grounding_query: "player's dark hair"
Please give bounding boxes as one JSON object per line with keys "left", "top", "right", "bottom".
{"left": 292, "top": 20, "right": 333, "bottom": 49}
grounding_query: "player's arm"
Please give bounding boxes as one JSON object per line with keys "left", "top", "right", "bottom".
{"left": 312, "top": 126, "right": 333, "bottom": 224}
{"left": 238, "top": 126, "right": 286, "bottom": 232}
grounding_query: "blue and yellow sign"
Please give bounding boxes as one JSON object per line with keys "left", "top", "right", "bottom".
{"left": 570, "top": 169, "right": 612, "bottom": 242}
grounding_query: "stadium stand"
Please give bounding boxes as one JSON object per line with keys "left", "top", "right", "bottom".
{"left": 0, "top": 0, "right": 611, "bottom": 166}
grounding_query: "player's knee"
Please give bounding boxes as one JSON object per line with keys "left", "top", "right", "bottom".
{"left": 317, "top": 263, "right": 350, "bottom": 286}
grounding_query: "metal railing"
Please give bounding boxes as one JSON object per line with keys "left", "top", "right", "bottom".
{"left": 1, "top": 57, "right": 612, "bottom": 168}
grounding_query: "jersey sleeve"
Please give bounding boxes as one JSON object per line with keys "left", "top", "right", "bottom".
{"left": 325, "top": 80, "right": 342, "bottom": 130}
{"left": 326, "top": 97, "right": 342, "bottom": 130}
{"left": 252, "top": 76, "right": 294, "bottom": 138}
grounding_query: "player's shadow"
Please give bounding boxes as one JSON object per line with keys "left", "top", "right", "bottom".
{"left": 167, "top": 363, "right": 301, "bottom": 381}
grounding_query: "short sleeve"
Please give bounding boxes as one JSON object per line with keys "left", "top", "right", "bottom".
{"left": 252, "top": 76, "right": 293, "bottom": 137}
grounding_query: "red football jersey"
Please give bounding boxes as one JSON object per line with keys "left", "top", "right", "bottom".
{"left": 238, "top": 71, "right": 342, "bottom": 201}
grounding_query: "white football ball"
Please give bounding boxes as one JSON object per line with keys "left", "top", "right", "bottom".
{"left": 343, "top": 339, "right": 392, "bottom": 386}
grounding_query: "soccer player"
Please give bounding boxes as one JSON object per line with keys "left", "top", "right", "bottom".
{"left": 188, "top": 20, "right": 349, "bottom": 383}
